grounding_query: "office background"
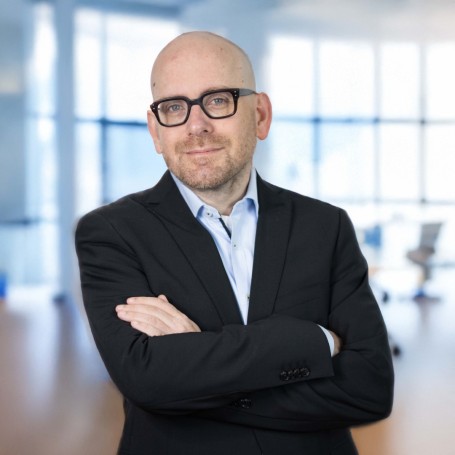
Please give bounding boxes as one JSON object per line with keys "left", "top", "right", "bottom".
{"left": 1, "top": 0, "right": 454, "bottom": 454}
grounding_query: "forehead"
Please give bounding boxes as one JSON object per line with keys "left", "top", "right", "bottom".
{"left": 151, "top": 38, "right": 251, "bottom": 99}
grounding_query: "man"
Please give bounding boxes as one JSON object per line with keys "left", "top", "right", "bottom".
{"left": 75, "top": 31, "right": 394, "bottom": 455}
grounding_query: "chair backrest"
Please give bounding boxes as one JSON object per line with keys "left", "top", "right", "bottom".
{"left": 419, "top": 222, "right": 442, "bottom": 250}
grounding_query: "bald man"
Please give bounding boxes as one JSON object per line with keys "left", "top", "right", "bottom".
{"left": 76, "top": 32, "right": 393, "bottom": 455}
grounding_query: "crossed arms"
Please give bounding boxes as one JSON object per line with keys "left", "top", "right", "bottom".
{"left": 116, "top": 295, "right": 342, "bottom": 355}
{"left": 75, "top": 206, "right": 394, "bottom": 432}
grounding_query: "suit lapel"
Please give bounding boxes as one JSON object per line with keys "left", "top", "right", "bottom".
{"left": 247, "top": 176, "right": 292, "bottom": 323}
{"left": 136, "top": 172, "right": 243, "bottom": 325}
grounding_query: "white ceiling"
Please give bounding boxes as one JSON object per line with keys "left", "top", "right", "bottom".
{"left": 275, "top": 0, "right": 455, "bottom": 41}
{"left": 116, "top": 0, "right": 455, "bottom": 41}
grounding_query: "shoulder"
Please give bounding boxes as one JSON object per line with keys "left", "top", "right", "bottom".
{"left": 258, "top": 176, "right": 345, "bottom": 219}
{"left": 77, "top": 189, "right": 150, "bottom": 227}
{"left": 76, "top": 172, "right": 173, "bottom": 228}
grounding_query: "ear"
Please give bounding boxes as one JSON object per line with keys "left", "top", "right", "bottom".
{"left": 255, "top": 92, "right": 272, "bottom": 140}
{"left": 147, "top": 109, "right": 163, "bottom": 154}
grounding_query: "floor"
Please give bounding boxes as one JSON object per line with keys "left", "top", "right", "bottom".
{"left": 1, "top": 266, "right": 454, "bottom": 455}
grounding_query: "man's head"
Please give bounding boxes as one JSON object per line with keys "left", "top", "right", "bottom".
{"left": 147, "top": 31, "right": 272, "bottom": 193}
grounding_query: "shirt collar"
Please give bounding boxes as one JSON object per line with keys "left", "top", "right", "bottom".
{"left": 171, "top": 168, "right": 259, "bottom": 218}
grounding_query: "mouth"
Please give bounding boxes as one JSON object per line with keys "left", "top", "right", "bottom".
{"left": 186, "top": 147, "right": 223, "bottom": 155}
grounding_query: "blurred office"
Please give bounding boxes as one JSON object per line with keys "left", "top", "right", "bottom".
{"left": 1, "top": 0, "right": 454, "bottom": 454}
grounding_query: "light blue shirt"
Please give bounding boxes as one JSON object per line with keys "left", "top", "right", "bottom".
{"left": 172, "top": 169, "right": 334, "bottom": 355}
{"left": 172, "top": 170, "right": 258, "bottom": 323}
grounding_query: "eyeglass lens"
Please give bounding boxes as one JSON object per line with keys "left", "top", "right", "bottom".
{"left": 157, "top": 91, "right": 236, "bottom": 126}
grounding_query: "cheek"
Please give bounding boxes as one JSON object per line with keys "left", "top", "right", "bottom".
{"left": 236, "top": 114, "right": 258, "bottom": 152}
{"left": 155, "top": 132, "right": 177, "bottom": 156}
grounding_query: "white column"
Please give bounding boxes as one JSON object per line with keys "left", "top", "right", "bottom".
{"left": 55, "top": 0, "right": 76, "bottom": 302}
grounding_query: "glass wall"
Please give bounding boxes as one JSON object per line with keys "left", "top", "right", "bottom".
{"left": 22, "top": 3, "right": 179, "bottom": 288}
{"left": 13, "top": 6, "right": 455, "bottom": 289}
{"left": 74, "top": 8, "right": 179, "bottom": 216}
{"left": 266, "top": 35, "right": 455, "bottom": 207}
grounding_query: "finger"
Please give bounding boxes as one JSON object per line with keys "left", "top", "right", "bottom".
{"left": 116, "top": 305, "right": 170, "bottom": 325}
{"left": 118, "top": 296, "right": 201, "bottom": 334}
{"left": 117, "top": 307, "right": 174, "bottom": 334}
{"left": 126, "top": 296, "right": 177, "bottom": 314}
{"left": 130, "top": 320, "right": 165, "bottom": 337}
{"left": 127, "top": 296, "right": 185, "bottom": 320}
{"left": 118, "top": 302, "right": 179, "bottom": 329}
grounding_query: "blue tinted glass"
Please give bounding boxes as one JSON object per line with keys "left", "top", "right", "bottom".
{"left": 319, "top": 41, "right": 375, "bottom": 117}
{"left": 266, "top": 121, "right": 314, "bottom": 196}
{"left": 380, "top": 43, "right": 420, "bottom": 119}
{"left": 378, "top": 124, "right": 420, "bottom": 200}
{"left": 426, "top": 43, "right": 455, "bottom": 120}
{"left": 319, "top": 124, "right": 375, "bottom": 201}
{"left": 105, "top": 125, "right": 167, "bottom": 201}
{"left": 105, "top": 15, "right": 179, "bottom": 121}
{"left": 75, "top": 123, "right": 102, "bottom": 216}
{"left": 75, "top": 9, "right": 103, "bottom": 118}
{"left": 425, "top": 125, "right": 455, "bottom": 201}
{"left": 267, "top": 36, "right": 314, "bottom": 116}
{"left": 28, "top": 3, "right": 56, "bottom": 116}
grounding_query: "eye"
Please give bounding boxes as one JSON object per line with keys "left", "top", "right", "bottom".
{"left": 205, "top": 93, "right": 230, "bottom": 106}
{"left": 159, "top": 100, "right": 187, "bottom": 115}
{"left": 211, "top": 96, "right": 228, "bottom": 106}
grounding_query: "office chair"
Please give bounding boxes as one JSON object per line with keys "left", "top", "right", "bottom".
{"left": 406, "top": 222, "right": 442, "bottom": 300}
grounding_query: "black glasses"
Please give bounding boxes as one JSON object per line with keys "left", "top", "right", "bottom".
{"left": 150, "top": 88, "right": 257, "bottom": 127}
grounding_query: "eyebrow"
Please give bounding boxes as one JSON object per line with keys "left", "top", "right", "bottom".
{"left": 156, "top": 86, "right": 235, "bottom": 101}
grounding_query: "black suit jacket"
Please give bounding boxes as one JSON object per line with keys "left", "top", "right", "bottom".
{"left": 75, "top": 171, "right": 394, "bottom": 455}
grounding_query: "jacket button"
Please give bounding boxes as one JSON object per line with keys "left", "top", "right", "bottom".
{"left": 240, "top": 398, "right": 252, "bottom": 409}
{"left": 231, "top": 397, "right": 252, "bottom": 409}
{"left": 299, "top": 367, "right": 310, "bottom": 377}
{"left": 280, "top": 371, "right": 291, "bottom": 381}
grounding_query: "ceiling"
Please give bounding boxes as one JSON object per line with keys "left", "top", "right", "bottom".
{"left": 115, "top": 0, "right": 455, "bottom": 41}
{"left": 276, "top": 0, "right": 455, "bottom": 40}
{"left": 3, "top": 0, "right": 455, "bottom": 41}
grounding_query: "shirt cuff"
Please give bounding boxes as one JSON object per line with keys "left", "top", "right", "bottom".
{"left": 318, "top": 325, "right": 335, "bottom": 357}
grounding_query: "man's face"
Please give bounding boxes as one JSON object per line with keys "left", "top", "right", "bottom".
{"left": 148, "top": 38, "right": 263, "bottom": 192}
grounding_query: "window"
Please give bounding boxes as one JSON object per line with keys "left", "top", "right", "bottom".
{"left": 268, "top": 121, "right": 314, "bottom": 195}
{"left": 425, "top": 125, "right": 455, "bottom": 201}
{"left": 378, "top": 124, "right": 420, "bottom": 201}
{"left": 267, "top": 36, "right": 314, "bottom": 117}
{"left": 426, "top": 43, "right": 455, "bottom": 120}
{"left": 75, "top": 9, "right": 179, "bottom": 215}
{"left": 318, "top": 41, "right": 375, "bottom": 117}
{"left": 380, "top": 43, "right": 420, "bottom": 119}
{"left": 265, "top": 35, "right": 455, "bottom": 207}
{"left": 319, "top": 124, "right": 375, "bottom": 201}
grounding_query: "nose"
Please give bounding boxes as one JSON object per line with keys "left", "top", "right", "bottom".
{"left": 185, "top": 104, "right": 214, "bottom": 136}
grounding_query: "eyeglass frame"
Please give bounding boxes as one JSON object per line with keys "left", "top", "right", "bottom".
{"left": 150, "top": 88, "right": 257, "bottom": 127}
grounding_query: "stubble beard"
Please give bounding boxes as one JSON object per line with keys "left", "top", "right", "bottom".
{"left": 166, "top": 133, "right": 257, "bottom": 191}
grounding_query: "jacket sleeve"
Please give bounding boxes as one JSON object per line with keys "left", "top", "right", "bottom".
{"left": 75, "top": 207, "right": 393, "bottom": 431}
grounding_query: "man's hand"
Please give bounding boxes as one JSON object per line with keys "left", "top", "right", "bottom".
{"left": 328, "top": 330, "right": 342, "bottom": 356}
{"left": 116, "top": 295, "right": 201, "bottom": 336}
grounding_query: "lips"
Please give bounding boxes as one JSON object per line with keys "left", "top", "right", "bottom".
{"left": 186, "top": 147, "right": 222, "bottom": 155}
{"left": 176, "top": 135, "right": 231, "bottom": 155}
